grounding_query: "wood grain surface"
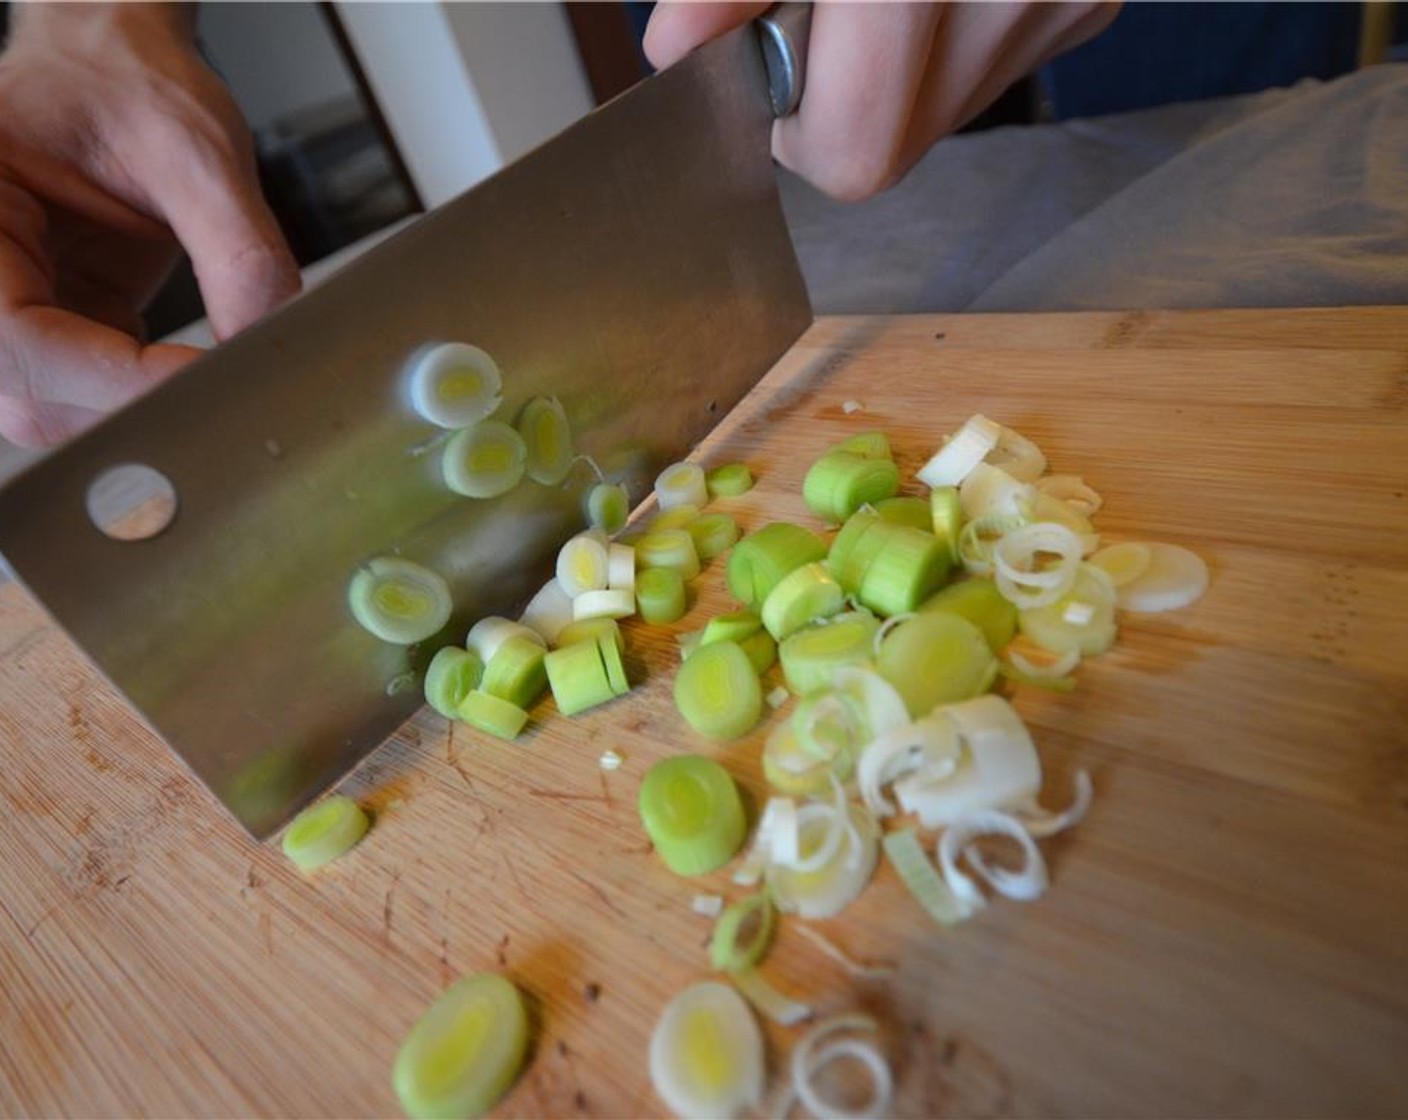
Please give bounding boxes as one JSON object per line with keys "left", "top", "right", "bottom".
{"left": 3, "top": 308, "right": 1407, "bottom": 1118}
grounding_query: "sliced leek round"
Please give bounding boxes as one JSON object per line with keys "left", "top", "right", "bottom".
{"left": 281, "top": 794, "right": 369, "bottom": 871}
{"left": 556, "top": 533, "right": 610, "bottom": 598}
{"left": 1115, "top": 542, "right": 1209, "bottom": 612}
{"left": 348, "top": 557, "right": 452, "bottom": 645}
{"left": 406, "top": 342, "right": 502, "bottom": 430}
{"left": 648, "top": 982, "right": 763, "bottom": 1120}
{"left": 392, "top": 972, "right": 529, "bottom": 1120}
{"left": 517, "top": 396, "right": 574, "bottom": 485}
{"left": 655, "top": 461, "right": 709, "bottom": 510}
{"left": 443, "top": 421, "right": 526, "bottom": 498}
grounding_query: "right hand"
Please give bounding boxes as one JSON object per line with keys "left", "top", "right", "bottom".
{"left": 0, "top": 3, "right": 300, "bottom": 448}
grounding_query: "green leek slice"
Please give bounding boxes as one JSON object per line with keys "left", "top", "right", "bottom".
{"left": 688, "top": 513, "right": 740, "bottom": 561}
{"left": 656, "top": 462, "right": 709, "bottom": 510}
{"left": 457, "top": 690, "right": 529, "bottom": 740}
{"left": 443, "top": 420, "right": 527, "bottom": 499}
{"left": 637, "top": 566, "right": 688, "bottom": 624}
{"left": 349, "top": 557, "right": 453, "bottom": 645}
{"left": 556, "top": 533, "right": 610, "bottom": 597}
{"left": 425, "top": 647, "right": 484, "bottom": 720}
{"left": 465, "top": 617, "right": 545, "bottom": 664}
{"left": 554, "top": 616, "right": 623, "bottom": 653}
{"left": 701, "top": 612, "right": 763, "bottom": 645}
{"left": 651, "top": 504, "right": 701, "bottom": 533}
{"left": 1018, "top": 563, "right": 1118, "bottom": 655}
{"left": 480, "top": 635, "right": 547, "bottom": 710}
{"left": 876, "top": 613, "right": 997, "bottom": 718}
{"left": 825, "top": 510, "right": 890, "bottom": 594}
{"left": 516, "top": 396, "right": 574, "bottom": 485}
{"left": 802, "top": 451, "right": 900, "bottom": 524}
{"left": 544, "top": 639, "right": 616, "bottom": 716}
{"left": 882, "top": 827, "right": 966, "bottom": 925}
{"left": 636, "top": 529, "right": 701, "bottom": 580}
{"left": 585, "top": 482, "right": 630, "bottom": 536}
{"left": 708, "top": 893, "right": 775, "bottom": 973}
{"left": 648, "top": 982, "right": 763, "bottom": 1120}
{"left": 736, "top": 628, "right": 777, "bottom": 675}
{"left": 834, "top": 430, "right": 891, "bottom": 459}
{"left": 725, "top": 523, "right": 827, "bottom": 610}
{"left": 872, "top": 495, "right": 931, "bottom": 531}
{"left": 761, "top": 562, "right": 845, "bottom": 640}
{"left": 392, "top": 972, "right": 529, "bottom": 1120}
{"left": 929, "top": 485, "right": 963, "bottom": 564}
{"left": 674, "top": 641, "right": 762, "bottom": 741}
{"left": 778, "top": 611, "right": 879, "bottom": 696}
{"left": 281, "top": 795, "right": 369, "bottom": 871}
{"left": 638, "top": 755, "right": 747, "bottom": 876}
{"left": 855, "top": 524, "right": 950, "bottom": 617}
{"left": 572, "top": 588, "right": 635, "bottom": 621}
{"left": 406, "top": 342, "right": 502, "bottom": 430}
{"left": 918, "top": 578, "right": 1017, "bottom": 652}
{"left": 705, "top": 462, "right": 754, "bottom": 497}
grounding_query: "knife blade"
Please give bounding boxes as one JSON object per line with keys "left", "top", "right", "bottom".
{"left": 0, "top": 11, "right": 813, "bottom": 838}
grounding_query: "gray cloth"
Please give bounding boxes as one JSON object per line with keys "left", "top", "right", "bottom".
{"left": 780, "top": 64, "right": 1408, "bottom": 314}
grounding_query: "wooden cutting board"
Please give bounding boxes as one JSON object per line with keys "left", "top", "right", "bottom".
{"left": 2, "top": 308, "right": 1406, "bottom": 1118}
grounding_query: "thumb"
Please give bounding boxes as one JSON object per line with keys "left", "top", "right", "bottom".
{"left": 146, "top": 148, "right": 301, "bottom": 342}
{"left": 643, "top": 1, "right": 773, "bottom": 70}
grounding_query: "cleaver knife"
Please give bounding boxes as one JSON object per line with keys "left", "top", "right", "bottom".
{"left": 0, "top": 7, "right": 814, "bottom": 837}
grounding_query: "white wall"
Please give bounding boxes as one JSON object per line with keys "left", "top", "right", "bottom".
{"left": 199, "top": 2, "right": 360, "bottom": 132}
{"left": 333, "top": 1, "right": 594, "bottom": 208}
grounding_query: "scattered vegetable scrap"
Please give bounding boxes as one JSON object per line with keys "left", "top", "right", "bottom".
{"left": 323, "top": 352, "right": 1213, "bottom": 1120}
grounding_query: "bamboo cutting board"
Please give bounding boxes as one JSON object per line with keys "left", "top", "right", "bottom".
{"left": 2, "top": 308, "right": 1407, "bottom": 1118}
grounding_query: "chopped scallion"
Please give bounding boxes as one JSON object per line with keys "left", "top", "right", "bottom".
{"left": 876, "top": 612, "right": 997, "bottom": 718}
{"left": 655, "top": 462, "right": 708, "bottom": 510}
{"left": 457, "top": 689, "right": 529, "bottom": 740}
{"left": 638, "top": 755, "right": 747, "bottom": 876}
{"left": 648, "top": 982, "right": 764, "bottom": 1120}
{"left": 705, "top": 462, "right": 754, "bottom": 497}
{"left": 636, "top": 566, "right": 688, "bottom": 624}
{"left": 872, "top": 495, "right": 931, "bottom": 531}
{"left": 480, "top": 635, "right": 547, "bottom": 710}
{"left": 635, "top": 529, "right": 701, "bottom": 580}
{"left": 424, "top": 646, "right": 484, "bottom": 720}
{"left": 688, "top": 513, "right": 740, "bottom": 561}
{"left": 725, "top": 522, "right": 827, "bottom": 610}
{"left": 544, "top": 638, "right": 616, "bottom": 716}
{"left": 281, "top": 794, "right": 369, "bottom": 871}
{"left": 761, "top": 561, "right": 845, "bottom": 640}
{"left": 348, "top": 557, "right": 452, "bottom": 645}
{"left": 443, "top": 420, "right": 527, "bottom": 499}
{"left": 392, "top": 972, "right": 529, "bottom": 1120}
{"left": 406, "top": 342, "right": 502, "bottom": 430}
{"left": 674, "top": 641, "right": 762, "bottom": 741}
{"left": 778, "top": 610, "right": 880, "bottom": 696}
{"left": 586, "top": 482, "right": 630, "bottom": 536}
{"left": 882, "top": 827, "right": 966, "bottom": 926}
{"left": 803, "top": 451, "right": 900, "bottom": 524}
{"left": 918, "top": 578, "right": 1017, "bottom": 653}
{"left": 708, "top": 893, "right": 775, "bottom": 973}
{"left": 516, "top": 396, "right": 573, "bottom": 485}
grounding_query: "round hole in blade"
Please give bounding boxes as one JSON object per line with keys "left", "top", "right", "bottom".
{"left": 86, "top": 463, "right": 178, "bottom": 541}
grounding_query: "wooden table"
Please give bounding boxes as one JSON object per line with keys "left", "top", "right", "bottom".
{"left": 3, "top": 308, "right": 1406, "bottom": 1118}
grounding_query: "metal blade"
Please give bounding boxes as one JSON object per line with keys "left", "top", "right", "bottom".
{"left": 0, "top": 24, "right": 811, "bottom": 838}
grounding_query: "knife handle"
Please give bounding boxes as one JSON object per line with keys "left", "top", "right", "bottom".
{"left": 756, "top": 3, "right": 812, "bottom": 118}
